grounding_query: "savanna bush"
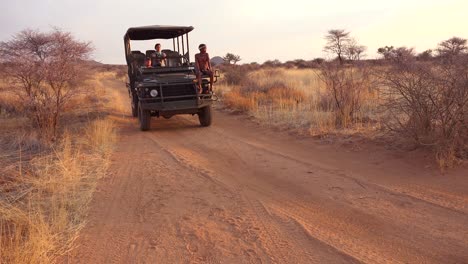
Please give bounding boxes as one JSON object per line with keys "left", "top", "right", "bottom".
{"left": 378, "top": 53, "right": 468, "bottom": 168}
{"left": 317, "top": 62, "right": 373, "bottom": 127}
{"left": 0, "top": 29, "right": 93, "bottom": 140}
{"left": 221, "top": 65, "right": 250, "bottom": 85}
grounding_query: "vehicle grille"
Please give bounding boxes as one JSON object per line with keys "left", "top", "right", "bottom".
{"left": 142, "top": 83, "right": 196, "bottom": 102}
{"left": 160, "top": 83, "right": 196, "bottom": 98}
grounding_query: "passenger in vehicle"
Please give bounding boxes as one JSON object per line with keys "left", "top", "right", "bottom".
{"left": 149, "top": 43, "right": 167, "bottom": 67}
{"left": 195, "top": 44, "right": 214, "bottom": 93}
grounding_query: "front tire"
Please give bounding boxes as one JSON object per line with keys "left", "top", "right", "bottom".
{"left": 138, "top": 102, "right": 151, "bottom": 131}
{"left": 198, "top": 105, "right": 212, "bottom": 127}
{"left": 131, "top": 94, "right": 138, "bottom": 117}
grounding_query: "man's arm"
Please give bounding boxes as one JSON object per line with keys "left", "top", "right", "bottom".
{"left": 207, "top": 53, "right": 212, "bottom": 70}
{"left": 194, "top": 54, "right": 200, "bottom": 71}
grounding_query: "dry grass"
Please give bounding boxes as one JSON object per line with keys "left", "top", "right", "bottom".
{"left": 219, "top": 65, "right": 467, "bottom": 169}
{"left": 0, "top": 69, "right": 121, "bottom": 263}
{"left": 0, "top": 83, "right": 21, "bottom": 118}
{"left": 220, "top": 68, "right": 381, "bottom": 135}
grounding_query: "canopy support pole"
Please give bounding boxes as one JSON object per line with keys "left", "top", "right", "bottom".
{"left": 186, "top": 33, "right": 190, "bottom": 63}
{"left": 182, "top": 35, "right": 185, "bottom": 62}
{"left": 177, "top": 37, "right": 180, "bottom": 54}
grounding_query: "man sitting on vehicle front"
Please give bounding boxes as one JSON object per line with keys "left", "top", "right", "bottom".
{"left": 195, "top": 44, "right": 214, "bottom": 93}
{"left": 150, "top": 43, "right": 167, "bottom": 67}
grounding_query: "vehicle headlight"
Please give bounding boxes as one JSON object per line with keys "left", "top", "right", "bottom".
{"left": 150, "top": 89, "right": 158, "bottom": 97}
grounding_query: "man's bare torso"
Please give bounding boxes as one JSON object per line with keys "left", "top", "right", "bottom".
{"left": 195, "top": 53, "right": 210, "bottom": 71}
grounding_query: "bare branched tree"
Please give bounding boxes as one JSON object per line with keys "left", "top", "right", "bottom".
{"left": 377, "top": 48, "right": 468, "bottom": 168}
{"left": 323, "top": 29, "right": 351, "bottom": 64}
{"left": 0, "top": 29, "right": 93, "bottom": 140}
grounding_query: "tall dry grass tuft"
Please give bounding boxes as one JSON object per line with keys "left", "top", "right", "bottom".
{"left": 0, "top": 92, "right": 21, "bottom": 118}
{"left": 223, "top": 86, "right": 258, "bottom": 112}
{"left": 317, "top": 63, "right": 375, "bottom": 127}
{"left": 85, "top": 119, "right": 117, "bottom": 155}
{"left": 0, "top": 119, "right": 116, "bottom": 263}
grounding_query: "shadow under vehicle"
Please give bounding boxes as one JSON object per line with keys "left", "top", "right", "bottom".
{"left": 124, "top": 25, "right": 219, "bottom": 131}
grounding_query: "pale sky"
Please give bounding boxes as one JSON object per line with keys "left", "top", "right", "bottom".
{"left": 1, "top": 0, "right": 467, "bottom": 64}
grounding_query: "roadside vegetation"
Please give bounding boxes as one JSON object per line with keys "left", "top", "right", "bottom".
{"left": 0, "top": 29, "right": 124, "bottom": 263}
{"left": 0, "top": 25, "right": 466, "bottom": 262}
{"left": 217, "top": 32, "right": 468, "bottom": 169}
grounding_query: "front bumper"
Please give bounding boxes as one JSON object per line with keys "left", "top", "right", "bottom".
{"left": 136, "top": 80, "right": 215, "bottom": 111}
{"left": 139, "top": 95, "right": 213, "bottom": 111}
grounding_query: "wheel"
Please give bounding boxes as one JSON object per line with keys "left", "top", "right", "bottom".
{"left": 131, "top": 93, "right": 138, "bottom": 117}
{"left": 198, "top": 105, "right": 212, "bottom": 127}
{"left": 138, "top": 102, "right": 151, "bottom": 131}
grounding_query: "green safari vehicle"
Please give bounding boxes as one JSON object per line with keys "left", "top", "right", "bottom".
{"left": 124, "top": 25, "right": 219, "bottom": 131}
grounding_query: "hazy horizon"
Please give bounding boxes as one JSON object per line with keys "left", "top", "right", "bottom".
{"left": 2, "top": 0, "right": 467, "bottom": 64}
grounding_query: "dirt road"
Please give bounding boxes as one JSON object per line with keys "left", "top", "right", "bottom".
{"left": 69, "top": 85, "right": 468, "bottom": 263}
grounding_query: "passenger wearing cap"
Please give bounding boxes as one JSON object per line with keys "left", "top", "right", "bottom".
{"left": 195, "top": 44, "right": 214, "bottom": 93}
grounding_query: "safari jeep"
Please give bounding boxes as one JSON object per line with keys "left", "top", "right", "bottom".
{"left": 124, "top": 25, "right": 219, "bottom": 131}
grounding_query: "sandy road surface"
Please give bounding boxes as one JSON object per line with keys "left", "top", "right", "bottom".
{"left": 68, "top": 83, "right": 468, "bottom": 264}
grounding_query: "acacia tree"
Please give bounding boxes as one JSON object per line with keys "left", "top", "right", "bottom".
{"left": 262, "top": 59, "right": 282, "bottom": 67}
{"left": 323, "top": 29, "right": 351, "bottom": 64}
{"left": 0, "top": 29, "right": 93, "bottom": 140}
{"left": 320, "top": 30, "right": 370, "bottom": 126}
{"left": 392, "top": 47, "right": 416, "bottom": 62}
{"left": 437, "top": 37, "right": 467, "bottom": 57}
{"left": 417, "top": 49, "right": 433, "bottom": 61}
{"left": 377, "top": 46, "right": 415, "bottom": 62}
{"left": 345, "top": 39, "right": 367, "bottom": 61}
{"left": 223, "top": 53, "right": 241, "bottom": 64}
{"left": 377, "top": 46, "right": 395, "bottom": 60}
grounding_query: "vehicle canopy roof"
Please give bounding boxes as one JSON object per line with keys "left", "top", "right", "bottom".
{"left": 124, "top": 25, "right": 194, "bottom": 40}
